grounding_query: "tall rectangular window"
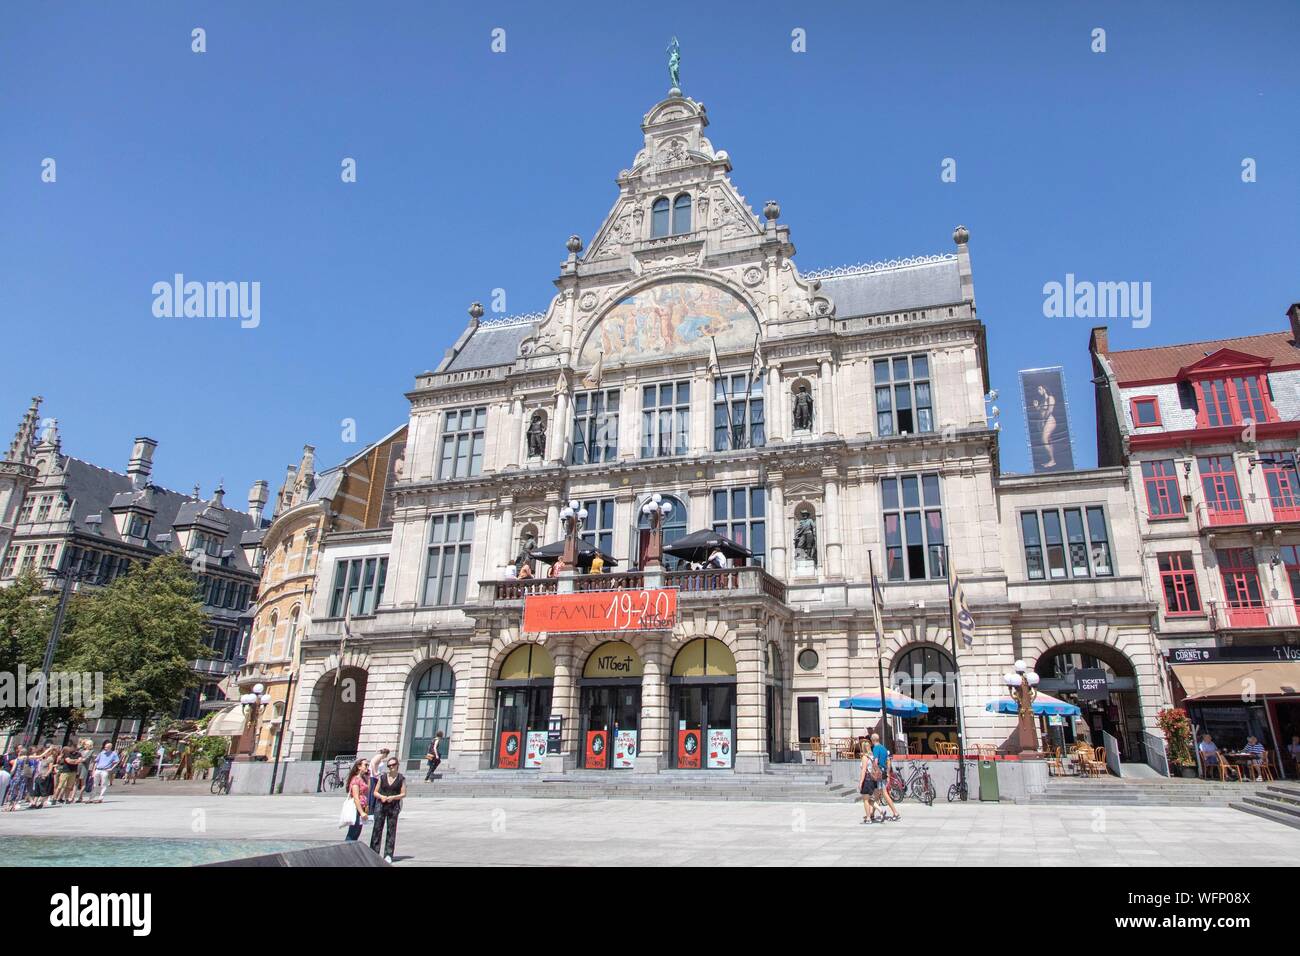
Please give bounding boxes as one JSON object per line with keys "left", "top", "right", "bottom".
{"left": 713, "top": 373, "right": 765, "bottom": 451}
{"left": 1158, "top": 552, "right": 1202, "bottom": 616}
{"left": 712, "top": 486, "right": 766, "bottom": 566}
{"left": 882, "top": 474, "right": 944, "bottom": 581}
{"left": 580, "top": 498, "right": 615, "bottom": 557}
{"left": 1263, "top": 454, "right": 1300, "bottom": 518}
{"left": 571, "top": 389, "right": 620, "bottom": 464}
{"left": 437, "top": 406, "right": 487, "bottom": 479}
{"left": 1197, "top": 376, "right": 1272, "bottom": 428}
{"left": 641, "top": 380, "right": 690, "bottom": 458}
{"left": 1141, "top": 459, "right": 1183, "bottom": 518}
{"left": 1, "top": 547, "right": 18, "bottom": 578}
{"left": 18, "top": 497, "right": 35, "bottom": 524}
{"left": 423, "top": 513, "right": 476, "bottom": 606}
{"left": 874, "top": 354, "right": 934, "bottom": 437}
{"left": 1281, "top": 545, "right": 1300, "bottom": 606}
{"left": 1198, "top": 455, "right": 1243, "bottom": 521}
{"left": 35, "top": 497, "right": 52, "bottom": 522}
{"left": 1020, "top": 508, "right": 1114, "bottom": 580}
{"left": 329, "top": 556, "right": 390, "bottom": 616}
{"left": 1217, "top": 548, "right": 1262, "bottom": 608}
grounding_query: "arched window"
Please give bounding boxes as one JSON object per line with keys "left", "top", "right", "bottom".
{"left": 891, "top": 644, "right": 958, "bottom": 755}
{"left": 266, "top": 611, "right": 278, "bottom": 660}
{"left": 286, "top": 605, "right": 301, "bottom": 656}
{"left": 651, "top": 197, "right": 670, "bottom": 237}
{"left": 672, "top": 193, "right": 692, "bottom": 235}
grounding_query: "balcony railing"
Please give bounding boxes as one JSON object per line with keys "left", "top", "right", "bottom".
{"left": 485, "top": 566, "right": 786, "bottom": 604}
{"left": 1195, "top": 499, "right": 1246, "bottom": 530}
{"left": 1207, "top": 600, "right": 1300, "bottom": 630}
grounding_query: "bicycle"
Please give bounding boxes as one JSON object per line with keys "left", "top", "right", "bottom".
{"left": 210, "top": 758, "right": 233, "bottom": 795}
{"left": 321, "top": 758, "right": 348, "bottom": 791}
{"left": 888, "top": 761, "right": 936, "bottom": 805}
{"left": 947, "top": 777, "right": 969, "bottom": 802}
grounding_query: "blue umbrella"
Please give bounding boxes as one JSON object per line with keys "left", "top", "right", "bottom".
{"left": 984, "top": 692, "right": 1081, "bottom": 717}
{"left": 838, "top": 690, "right": 929, "bottom": 716}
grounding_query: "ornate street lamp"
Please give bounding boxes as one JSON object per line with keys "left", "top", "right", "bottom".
{"left": 1003, "top": 659, "right": 1041, "bottom": 755}
{"left": 238, "top": 682, "right": 273, "bottom": 759}
{"left": 640, "top": 493, "right": 674, "bottom": 570}
{"left": 559, "top": 499, "right": 588, "bottom": 569}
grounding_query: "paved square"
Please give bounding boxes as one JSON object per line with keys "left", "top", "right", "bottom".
{"left": 3, "top": 794, "right": 1298, "bottom": 866}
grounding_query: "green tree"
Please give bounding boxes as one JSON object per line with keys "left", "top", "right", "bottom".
{"left": 65, "top": 553, "right": 209, "bottom": 739}
{"left": 0, "top": 570, "right": 61, "bottom": 735}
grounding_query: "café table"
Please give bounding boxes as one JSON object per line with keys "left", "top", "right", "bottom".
{"left": 1224, "top": 751, "right": 1263, "bottom": 781}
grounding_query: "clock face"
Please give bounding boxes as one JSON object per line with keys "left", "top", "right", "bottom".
{"left": 582, "top": 280, "right": 758, "bottom": 367}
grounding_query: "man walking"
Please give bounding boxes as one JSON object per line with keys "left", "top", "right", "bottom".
{"left": 91, "top": 740, "right": 120, "bottom": 803}
{"left": 871, "top": 733, "right": 901, "bottom": 821}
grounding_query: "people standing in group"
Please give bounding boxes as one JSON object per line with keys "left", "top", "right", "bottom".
{"left": 76, "top": 739, "right": 95, "bottom": 803}
{"left": 4, "top": 746, "right": 31, "bottom": 809}
{"left": 871, "top": 733, "right": 900, "bottom": 821}
{"left": 90, "top": 740, "right": 120, "bottom": 802}
{"left": 52, "top": 745, "right": 81, "bottom": 805}
{"left": 425, "top": 732, "right": 444, "bottom": 782}
{"left": 29, "top": 744, "right": 55, "bottom": 808}
{"left": 370, "top": 755, "right": 407, "bottom": 863}
{"left": 340, "top": 758, "right": 371, "bottom": 842}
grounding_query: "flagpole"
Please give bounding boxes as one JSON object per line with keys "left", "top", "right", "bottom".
{"left": 712, "top": 335, "right": 738, "bottom": 451}
{"left": 945, "top": 544, "right": 969, "bottom": 800}
{"left": 869, "top": 552, "right": 890, "bottom": 754}
{"left": 739, "top": 334, "right": 760, "bottom": 449}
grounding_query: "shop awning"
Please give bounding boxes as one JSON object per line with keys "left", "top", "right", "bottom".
{"left": 1172, "top": 662, "right": 1300, "bottom": 700}
{"left": 206, "top": 705, "right": 248, "bottom": 738}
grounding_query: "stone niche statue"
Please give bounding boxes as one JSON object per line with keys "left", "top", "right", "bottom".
{"left": 793, "top": 510, "right": 818, "bottom": 565}
{"left": 526, "top": 412, "right": 547, "bottom": 459}
{"left": 792, "top": 384, "right": 814, "bottom": 432}
{"left": 514, "top": 531, "right": 537, "bottom": 572}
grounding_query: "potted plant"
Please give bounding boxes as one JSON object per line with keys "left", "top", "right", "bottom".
{"left": 1157, "top": 707, "right": 1197, "bottom": 777}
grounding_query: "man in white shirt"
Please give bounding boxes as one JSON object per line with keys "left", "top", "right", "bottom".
{"left": 369, "top": 748, "right": 391, "bottom": 812}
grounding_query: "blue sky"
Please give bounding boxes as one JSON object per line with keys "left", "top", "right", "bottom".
{"left": 2, "top": 1, "right": 1297, "bottom": 502}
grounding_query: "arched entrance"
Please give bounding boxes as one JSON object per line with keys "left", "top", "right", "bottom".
{"left": 493, "top": 644, "right": 554, "bottom": 769}
{"left": 892, "top": 644, "right": 958, "bottom": 755}
{"left": 406, "top": 662, "right": 455, "bottom": 770}
{"left": 310, "top": 666, "right": 368, "bottom": 760}
{"left": 1036, "top": 642, "right": 1144, "bottom": 760}
{"left": 669, "top": 638, "right": 737, "bottom": 769}
{"left": 579, "top": 641, "right": 643, "bottom": 769}
{"left": 636, "top": 493, "right": 687, "bottom": 568}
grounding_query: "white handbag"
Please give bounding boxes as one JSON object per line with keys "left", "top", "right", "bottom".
{"left": 338, "top": 795, "right": 359, "bottom": 828}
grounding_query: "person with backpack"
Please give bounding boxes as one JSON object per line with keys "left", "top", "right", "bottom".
{"left": 859, "top": 743, "right": 884, "bottom": 824}
{"left": 871, "top": 733, "right": 900, "bottom": 821}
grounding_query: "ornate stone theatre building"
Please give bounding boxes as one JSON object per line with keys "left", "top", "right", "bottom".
{"left": 284, "top": 93, "right": 1168, "bottom": 774}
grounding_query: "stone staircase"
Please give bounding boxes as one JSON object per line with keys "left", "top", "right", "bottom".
{"left": 1023, "top": 775, "right": 1300, "bottom": 811}
{"left": 1231, "top": 784, "right": 1300, "bottom": 831}
{"left": 405, "top": 762, "right": 858, "bottom": 803}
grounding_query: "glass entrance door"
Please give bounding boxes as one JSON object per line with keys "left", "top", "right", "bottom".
{"left": 671, "top": 683, "right": 737, "bottom": 769}
{"left": 493, "top": 684, "right": 552, "bottom": 769}
{"left": 580, "top": 683, "right": 641, "bottom": 769}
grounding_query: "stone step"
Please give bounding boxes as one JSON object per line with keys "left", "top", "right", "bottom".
{"left": 1231, "top": 799, "right": 1300, "bottom": 831}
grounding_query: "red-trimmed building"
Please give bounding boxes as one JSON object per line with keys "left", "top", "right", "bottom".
{"left": 1090, "top": 307, "right": 1300, "bottom": 777}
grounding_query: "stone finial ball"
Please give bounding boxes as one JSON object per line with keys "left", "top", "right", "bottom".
{"left": 566, "top": 234, "right": 584, "bottom": 254}
{"left": 953, "top": 225, "right": 970, "bottom": 245}
{"left": 469, "top": 301, "right": 485, "bottom": 320}
{"left": 763, "top": 199, "right": 781, "bottom": 221}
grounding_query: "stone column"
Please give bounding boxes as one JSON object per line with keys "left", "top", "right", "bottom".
{"left": 496, "top": 497, "right": 514, "bottom": 573}
{"left": 544, "top": 497, "right": 560, "bottom": 544}
{"left": 550, "top": 389, "right": 570, "bottom": 464}
{"left": 819, "top": 359, "right": 837, "bottom": 437}
{"left": 768, "top": 477, "right": 787, "bottom": 578}
{"left": 505, "top": 398, "right": 524, "bottom": 469}
{"left": 638, "top": 643, "right": 669, "bottom": 772}
{"left": 546, "top": 638, "right": 579, "bottom": 771}
{"left": 766, "top": 365, "right": 784, "bottom": 442}
{"left": 454, "top": 636, "right": 495, "bottom": 771}
{"left": 823, "top": 469, "right": 844, "bottom": 579}
{"left": 733, "top": 623, "right": 768, "bottom": 773}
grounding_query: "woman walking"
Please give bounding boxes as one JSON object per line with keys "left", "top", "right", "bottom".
{"left": 339, "top": 758, "right": 370, "bottom": 842}
{"left": 370, "top": 755, "right": 407, "bottom": 863}
{"left": 859, "top": 743, "right": 884, "bottom": 824}
{"left": 424, "top": 731, "right": 444, "bottom": 782}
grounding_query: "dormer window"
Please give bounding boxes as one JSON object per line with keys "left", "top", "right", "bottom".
{"left": 651, "top": 197, "right": 670, "bottom": 237}
{"left": 672, "top": 193, "right": 692, "bottom": 234}
{"left": 1196, "top": 376, "right": 1271, "bottom": 427}
{"left": 126, "top": 514, "right": 151, "bottom": 539}
{"left": 1130, "top": 396, "right": 1160, "bottom": 427}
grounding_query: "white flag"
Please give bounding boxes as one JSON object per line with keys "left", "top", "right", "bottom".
{"left": 707, "top": 336, "right": 721, "bottom": 377}
{"left": 950, "top": 564, "right": 974, "bottom": 649}
{"left": 581, "top": 351, "right": 604, "bottom": 389}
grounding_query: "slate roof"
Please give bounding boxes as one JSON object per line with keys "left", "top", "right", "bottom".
{"left": 817, "top": 257, "right": 964, "bottom": 319}
{"left": 1099, "top": 332, "right": 1300, "bottom": 384}
{"left": 442, "top": 321, "right": 534, "bottom": 372}
{"left": 56, "top": 458, "right": 265, "bottom": 574}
